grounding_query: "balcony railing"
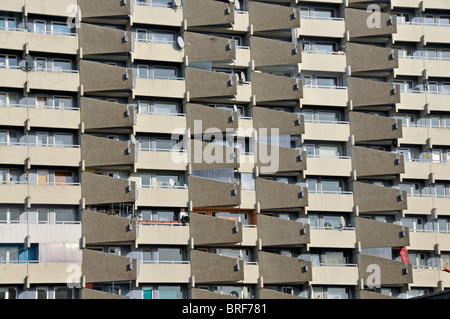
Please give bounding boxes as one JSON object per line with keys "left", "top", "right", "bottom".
{"left": 137, "top": 146, "right": 186, "bottom": 153}
{"left": 300, "top": 15, "right": 344, "bottom": 22}
{"left": 0, "top": 220, "right": 81, "bottom": 225}
{"left": 139, "top": 221, "right": 184, "bottom": 226}
{"left": 0, "top": 181, "right": 80, "bottom": 186}
{"left": 306, "top": 154, "right": 352, "bottom": 160}
{"left": 306, "top": 189, "right": 353, "bottom": 195}
{"left": 303, "top": 84, "right": 348, "bottom": 90}
{"left": 134, "top": 0, "right": 182, "bottom": 8}
{"left": 34, "top": 67, "right": 79, "bottom": 74}
{"left": 0, "top": 102, "right": 79, "bottom": 111}
{"left": 139, "top": 184, "right": 188, "bottom": 189}
{"left": 303, "top": 119, "right": 349, "bottom": 125}
{"left": 302, "top": 49, "right": 346, "bottom": 56}
{"left": 0, "top": 25, "right": 77, "bottom": 36}
{"left": 398, "top": 19, "right": 450, "bottom": 27}
{"left": 140, "top": 260, "right": 190, "bottom": 264}
{"left": 0, "top": 141, "right": 80, "bottom": 148}
{"left": 310, "top": 225, "right": 355, "bottom": 231}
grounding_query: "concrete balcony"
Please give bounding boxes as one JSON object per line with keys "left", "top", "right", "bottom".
{"left": 79, "top": 23, "right": 131, "bottom": 56}
{"left": 183, "top": 0, "right": 235, "bottom": 28}
{"left": 404, "top": 196, "right": 450, "bottom": 215}
{"left": 189, "top": 213, "right": 243, "bottom": 246}
{"left": 311, "top": 265, "right": 359, "bottom": 286}
{"left": 249, "top": 1, "right": 299, "bottom": 32}
{"left": 81, "top": 173, "right": 136, "bottom": 206}
{"left": 136, "top": 150, "right": 188, "bottom": 171}
{"left": 0, "top": 183, "right": 81, "bottom": 205}
{"left": 80, "top": 61, "right": 133, "bottom": 93}
{"left": 397, "top": 91, "right": 450, "bottom": 113}
{"left": 352, "top": 147, "right": 404, "bottom": 178}
{"left": 298, "top": 18, "right": 345, "bottom": 38}
{"left": 133, "top": 40, "right": 183, "bottom": 63}
{"left": 184, "top": 31, "right": 236, "bottom": 63}
{"left": 255, "top": 178, "right": 307, "bottom": 210}
{"left": 82, "top": 249, "right": 137, "bottom": 283}
{"left": 136, "top": 187, "right": 189, "bottom": 208}
{"left": 79, "top": 0, "right": 131, "bottom": 18}
{"left": 186, "top": 103, "right": 238, "bottom": 134}
{"left": 349, "top": 78, "right": 400, "bottom": 108}
{"left": 257, "top": 252, "right": 311, "bottom": 284}
{"left": 28, "top": 69, "right": 80, "bottom": 92}
{"left": 81, "top": 135, "right": 135, "bottom": 168}
{"left": 0, "top": 68, "right": 27, "bottom": 89}
{"left": 347, "top": 42, "right": 398, "bottom": 74}
{"left": 189, "top": 176, "right": 240, "bottom": 208}
{"left": 409, "top": 231, "right": 450, "bottom": 251}
{"left": 307, "top": 192, "right": 354, "bottom": 212}
{"left": 0, "top": 262, "right": 82, "bottom": 285}
{"left": 243, "top": 262, "right": 259, "bottom": 284}
{"left": 186, "top": 68, "right": 236, "bottom": 100}
{"left": 252, "top": 107, "right": 304, "bottom": 136}
{"left": 0, "top": 222, "right": 81, "bottom": 244}
{"left": 303, "top": 122, "right": 350, "bottom": 142}
{"left": 396, "top": 58, "right": 450, "bottom": 78}
{"left": 355, "top": 217, "right": 410, "bottom": 249}
{"left": 394, "top": 23, "right": 450, "bottom": 45}
{"left": 301, "top": 51, "right": 347, "bottom": 73}
{"left": 137, "top": 262, "right": 191, "bottom": 284}
{"left": 412, "top": 268, "right": 449, "bottom": 288}
{"left": 26, "top": 0, "right": 78, "bottom": 17}
{"left": 250, "top": 37, "right": 301, "bottom": 68}
{"left": 0, "top": 29, "right": 79, "bottom": 55}
{"left": 135, "top": 113, "right": 186, "bottom": 135}
{"left": 137, "top": 223, "right": 190, "bottom": 246}
{"left": 309, "top": 227, "right": 356, "bottom": 249}
{"left": 256, "top": 215, "right": 310, "bottom": 247}
{"left": 302, "top": 86, "right": 348, "bottom": 107}
{"left": 354, "top": 182, "right": 407, "bottom": 213}
{"left": 402, "top": 161, "right": 450, "bottom": 181}
{"left": 400, "top": 126, "right": 450, "bottom": 147}
{"left": 134, "top": 77, "right": 186, "bottom": 99}
{"left": 252, "top": 72, "right": 302, "bottom": 103}
{"left": 305, "top": 157, "right": 352, "bottom": 177}
{"left": 190, "top": 250, "right": 244, "bottom": 284}
{"left": 81, "top": 98, "right": 133, "bottom": 131}
{"left": 0, "top": 144, "right": 81, "bottom": 167}
{"left": 82, "top": 211, "right": 136, "bottom": 246}
{"left": 239, "top": 190, "right": 257, "bottom": 210}
{"left": 350, "top": 112, "right": 402, "bottom": 143}
{"left": 358, "top": 254, "right": 413, "bottom": 286}
{"left": 132, "top": 2, "right": 183, "bottom": 27}
{"left": 345, "top": 8, "right": 396, "bottom": 38}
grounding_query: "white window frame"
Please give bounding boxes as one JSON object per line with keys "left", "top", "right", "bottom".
{"left": 108, "top": 247, "right": 121, "bottom": 256}
{"left": 35, "top": 57, "right": 48, "bottom": 71}
{"left": 53, "top": 96, "right": 73, "bottom": 110}
{"left": 36, "top": 286, "right": 49, "bottom": 299}
{"left": 34, "top": 19, "right": 46, "bottom": 33}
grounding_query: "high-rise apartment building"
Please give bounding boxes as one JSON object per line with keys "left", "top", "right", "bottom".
{"left": 0, "top": 0, "right": 449, "bottom": 300}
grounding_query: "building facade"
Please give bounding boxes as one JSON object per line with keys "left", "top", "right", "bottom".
{"left": 0, "top": 0, "right": 449, "bottom": 299}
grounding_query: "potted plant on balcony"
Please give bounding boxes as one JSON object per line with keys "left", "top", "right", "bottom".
{"left": 181, "top": 216, "right": 190, "bottom": 226}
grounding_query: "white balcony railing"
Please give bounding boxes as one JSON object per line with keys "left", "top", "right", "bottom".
{"left": 0, "top": 141, "right": 80, "bottom": 148}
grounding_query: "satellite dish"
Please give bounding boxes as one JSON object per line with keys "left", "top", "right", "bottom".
{"left": 25, "top": 55, "right": 34, "bottom": 71}
{"left": 173, "top": 0, "right": 182, "bottom": 7}
{"left": 234, "top": 0, "right": 241, "bottom": 11}
{"left": 177, "top": 36, "right": 185, "bottom": 49}
{"left": 130, "top": 135, "right": 136, "bottom": 144}
{"left": 169, "top": 178, "right": 175, "bottom": 187}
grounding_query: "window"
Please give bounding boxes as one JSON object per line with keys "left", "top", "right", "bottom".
{"left": 0, "top": 288, "right": 17, "bottom": 299}
{"left": 138, "top": 65, "right": 149, "bottom": 78}
{"left": 155, "top": 138, "right": 177, "bottom": 151}
{"left": 299, "top": 7, "right": 310, "bottom": 18}
{"left": 137, "top": 29, "right": 147, "bottom": 42}
{"left": 327, "top": 287, "right": 349, "bottom": 299}
{"left": 109, "top": 247, "right": 121, "bottom": 256}
{"left": 0, "top": 17, "right": 16, "bottom": 30}
{"left": 142, "top": 248, "right": 154, "bottom": 262}
{"left": 153, "top": 66, "right": 177, "bottom": 79}
{"left": 318, "top": 145, "right": 341, "bottom": 158}
{"left": 0, "top": 246, "right": 19, "bottom": 263}
{"left": 156, "top": 174, "right": 180, "bottom": 188}
{"left": 158, "top": 286, "right": 183, "bottom": 299}
{"left": 152, "top": 31, "right": 176, "bottom": 44}
{"left": 312, "top": 287, "right": 324, "bottom": 299}
{"left": 55, "top": 287, "right": 73, "bottom": 299}
{"left": 37, "top": 132, "right": 49, "bottom": 146}
{"left": 36, "top": 95, "right": 48, "bottom": 108}
{"left": 37, "top": 287, "right": 49, "bottom": 299}
{"left": 37, "top": 170, "right": 49, "bottom": 185}
{"left": 321, "top": 179, "right": 343, "bottom": 193}
{"left": 158, "top": 248, "right": 183, "bottom": 262}
{"left": 52, "top": 59, "right": 72, "bottom": 72}
{"left": 141, "top": 174, "right": 151, "bottom": 188}
{"left": 282, "top": 287, "right": 293, "bottom": 295}
{"left": 51, "top": 22, "right": 71, "bottom": 35}
{"left": 153, "top": 102, "right": 178, "bottom": 115}
{"left": 0, "top": 169, "right": 19, "bottom": 184}
{"left": 38, "top": 209, "right": 49, "bottom": 223}
{"left": 138, "top": 101, "right": 150, "bottom": 114}
{"left": 55, "top": 209, "right": 76, "bottom": 222}
{"left": 54, "top": 96, "right": 73, "bottom": 109}
{"left": 54, "top": 133, "right": 74, "bottom": 147}
{"left": 313, "top": 8, "right": 334, "bottom": 19}
{"left": 0, "top": 92, "right": 18, "bottom": 106}
{"left": 35, "top": 58, "right": 47, "bottom": 71}
{"left": 0, "top": 55, "right": 17, "bottom": 68}
{"left": 54, "top": 172, "right": 74, "bottom": 185}
{"left": 34, "top": 20, "right": 46, "bottom": 33}
{"left": 396, "top": 13, "right": 410, "bottom": 24}
{"left": 439, "top": 16, "right": 450, "bottom": 26}
{"left": 0, "top": 208, "right": 21, "bottom": 223}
